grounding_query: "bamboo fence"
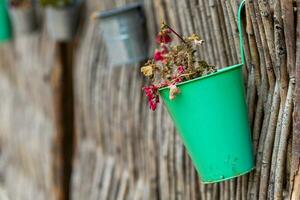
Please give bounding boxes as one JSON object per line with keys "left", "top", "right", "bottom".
{"left": 0, "top": 0, "right": 299, "bottom": 200}
{"left": 71, "top": 0, "right": 300, "bottom": 199}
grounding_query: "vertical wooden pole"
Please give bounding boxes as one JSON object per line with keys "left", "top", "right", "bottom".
{"left": 51, "top": 42, "right": 75, "bottom": 200}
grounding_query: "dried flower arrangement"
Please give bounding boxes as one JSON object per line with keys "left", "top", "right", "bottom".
{"left": 141, "top": 22, "right": 216, "bottom": 111}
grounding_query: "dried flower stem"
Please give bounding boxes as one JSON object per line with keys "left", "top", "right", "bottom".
{"left": 179, "top": 72, "right": 196, "bottom": 77}
{"left": 164, "top": 24, "right": 186, "bottom": 43}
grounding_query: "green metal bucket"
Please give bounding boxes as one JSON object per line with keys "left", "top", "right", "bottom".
{"left": 0, "top": 0, "right": 12, "bottom": 42}
{"left": 159, "top": 0, "right": 254, "bottom": 183}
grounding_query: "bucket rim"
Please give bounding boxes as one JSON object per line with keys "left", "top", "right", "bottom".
{"left": 200, "top": 166, "right": 255, "bottom": 184}
{"left": 99, "top": 2, "right": 142, "bottom": 18}
{"left": 158, "top": 63, "right": 243, "bottom": 92}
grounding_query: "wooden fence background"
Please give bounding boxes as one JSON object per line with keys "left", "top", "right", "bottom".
{"left": 0, "top": 0, "right": 299, "bottom": 199}
{"left": 0, "top": 33, "right": 56, "bottom": 199}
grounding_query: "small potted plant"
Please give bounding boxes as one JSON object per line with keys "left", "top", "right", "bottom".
{"left": 92, "top": 2, "right": 148, "bottom": 67}
{"left": 40, "top": 0, "right": 81, "bottom": 41}
{"left": 141, "top": 0, "right": 253, "bottom": 184}
{"left": 0, "top": 0, "right": 12, "bottom": 42}
{"left": 8, "top": 0, "right": 37, "bottom": 36}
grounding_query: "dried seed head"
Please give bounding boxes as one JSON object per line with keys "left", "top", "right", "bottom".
{"left": 169, "top": 85, "right": 180, "bottom": 100}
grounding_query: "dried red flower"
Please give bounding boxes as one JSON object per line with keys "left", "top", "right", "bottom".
{"left": 154, "top": 50, "right": 164, "bottom": 61}
{"left": 143, "top": 85, "right": 160, "bottom": 111}
{"left": 177, "top": 65, "right": 185, "bottom": 74}
{"left": 154, "top": 46, "right": 169, "bottom": 62}
{"left": 161, "top": 45, "right": 169, "bottom": 54}
{"left": 156, "top": 29, "right": 172, "bottom": 44}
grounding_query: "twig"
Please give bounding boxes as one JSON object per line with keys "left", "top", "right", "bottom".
{"left": 164, "top": 23, "right": 187, "bottom": 43}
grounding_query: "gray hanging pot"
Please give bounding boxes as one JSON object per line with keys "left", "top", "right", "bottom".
{"left": 97, "top": 2, "right": 148, "bottom": 67}
{"left": 9, "top": 5, "right": 37, "bottom": 36}
{"left": 45, "top": 2, "right": 80, "bottom": 42}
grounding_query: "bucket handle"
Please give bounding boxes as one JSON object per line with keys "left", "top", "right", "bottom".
{"left": 238, "top": 0, "right": 246, "bottom": 65}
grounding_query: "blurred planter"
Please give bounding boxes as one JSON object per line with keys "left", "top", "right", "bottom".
{"left": 45, "top": 2, "right": 80, "bottom": 42}
{"left": 0, "top": 0, "right": 12, "bottom": 42}
{"left": 98, "top": 2, "right": 148, "bottom": 67}
{"left": 9, "top": 4, "right": 37, "bottom": 36}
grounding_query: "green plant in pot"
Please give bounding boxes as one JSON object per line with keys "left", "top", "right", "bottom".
{"left": 40, "top": 0, "right": 81, "bottom": 41}
{"left": 0, "top": 0, "right": 12, "bottom": 42}
{"left": 8, "top": 0, "right": 37, "bottom": 36}
{"left": 141, "top": 0, "right": 253, "bottom": 184}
